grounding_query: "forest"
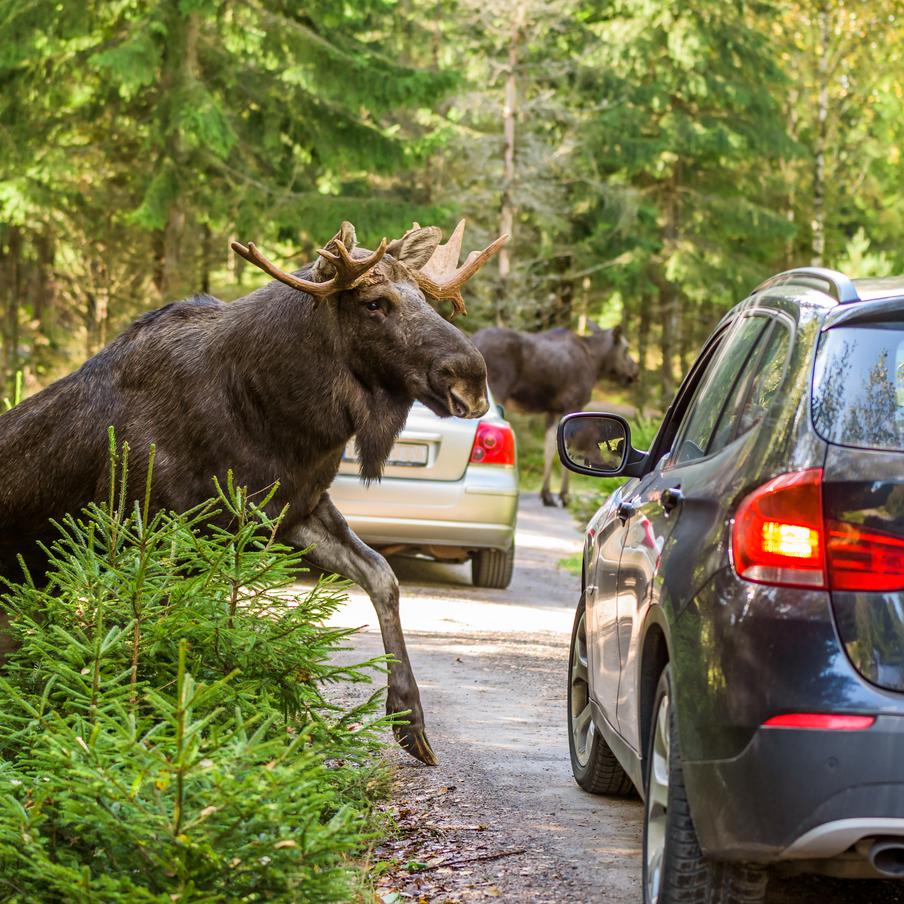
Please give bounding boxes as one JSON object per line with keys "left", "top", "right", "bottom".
{"left": 1, "top": 0, "right": 902, "bottom": 409}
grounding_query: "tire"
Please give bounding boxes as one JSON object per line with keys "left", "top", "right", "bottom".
{"left": 471, "top": 544, "right": 515, "bottom": 589}
{"left": 567, "top": 600, "right": 635, "bottom": 796}
{"left": 643, "top": 665, "right": 767, "bottom": 904}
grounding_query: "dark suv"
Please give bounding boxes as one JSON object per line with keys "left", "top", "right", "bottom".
{"left": 557, "top": 268, "right": 904, "bottom": 904}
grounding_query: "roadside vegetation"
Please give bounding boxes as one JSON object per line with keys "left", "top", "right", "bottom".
{"left": 1, "top": 3, "right": 902, "bottom": 411}
{"left": 0, "top": 438, "right": 390, "bottom": 902}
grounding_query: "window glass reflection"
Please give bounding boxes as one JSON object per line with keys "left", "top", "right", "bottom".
{"left": 812, "top": 323, "right": 904, "bottom": 452}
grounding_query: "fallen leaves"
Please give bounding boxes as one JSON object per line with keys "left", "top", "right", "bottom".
{"left": 369, "top": 768, "right": 528, "bottom": 903}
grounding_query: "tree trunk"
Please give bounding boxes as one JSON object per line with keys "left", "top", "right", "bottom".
{"left": 783, "top": 86, "right": 800, "bottom": 267}
{"left": 550, "top": 253, "right": 573, "bottom": 328}
{"left": 658, "top": 172, "right": 681, "bottom": 402}
{"left": 496, "top": 6, "right": 523, "bottom": 326}
{"left": 659, "top": 286, "right": 677, "bottom": 404}
{"left": 161, "top": 206, "right": 186, "bottom": 299}
{"left": 634, "top": 290, "right": 651, "bottom": 412}
{"left": 3, "top": 227, "right": 23, "bottom": 396}
{"left": 157, "top": 7, "right": 201, "bottom": 300}
{"left": 576, "top": 276, "right": 590, "bottom": 335}
{"left": 200, "top": 222, "right": 211, "bottom": 294}
{"left": 153, "top": 230, "right": 166, "bottom": 297}
{"left": 811, "top": 3, "right": 829, "bottom": 266}
{"left": 32, "top": 231, "right": 56, "bottom": 337}
{"left": 84, "top": 291, "right": 97, "bottom": 359}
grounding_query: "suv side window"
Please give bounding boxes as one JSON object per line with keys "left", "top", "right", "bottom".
{"left": 708, "top": 319, "right": 792, "bottom": 453}
{"left": 671, "top": 316, "right": 768, "bottom": 466}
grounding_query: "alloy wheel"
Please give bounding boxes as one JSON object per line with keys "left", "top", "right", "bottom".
{"left": 645, "top": 690, "right": 670, "bottom": 904}
{"left": 569, "top": 610, "right": 595, "bottom": 766}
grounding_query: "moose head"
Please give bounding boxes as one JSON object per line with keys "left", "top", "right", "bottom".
{"left": 232, "top": 221, "right": 507, "bottom": 425}
{"left": 588, "top": 322, "right": 639, "bottom": 385}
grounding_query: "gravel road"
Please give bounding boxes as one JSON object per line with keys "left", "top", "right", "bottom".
{"left": 324, "top": 494, "right": 904, "bottom": 903}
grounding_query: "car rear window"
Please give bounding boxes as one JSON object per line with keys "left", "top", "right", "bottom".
{"left": 812, "top": 322, "right": 904, "bottom": 452}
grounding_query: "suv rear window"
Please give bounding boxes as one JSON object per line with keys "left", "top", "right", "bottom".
{"left": 812, "top": 322, "right": 904, "bottom": 452}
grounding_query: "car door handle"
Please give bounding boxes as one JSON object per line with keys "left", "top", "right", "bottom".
{"left": 617, "top": 501, "right": 637, "bottom": 523}
{"left": 661, "top": 486, "right": 684, "bottom": 515}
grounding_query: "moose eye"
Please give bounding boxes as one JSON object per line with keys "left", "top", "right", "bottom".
{"left": 365, "top": 300, "right": 383, "bottom": 313}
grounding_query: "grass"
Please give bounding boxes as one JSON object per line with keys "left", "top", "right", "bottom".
{"left": 557, "top": 552, "right": 583, "bottom": 576}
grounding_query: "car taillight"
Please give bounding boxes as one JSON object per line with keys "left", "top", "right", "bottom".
{"left": 469, "top": 422, "right": 515, "bottom": 466}
{"left": 827, "top": 521, "right": 904, "bottom": 592}
{"left": 732, "top": 468, "right": 826, "bottom": 588}
{"left": 763, "top": 713, "right": 875, "bottom": 730}
{"left": 732, "top": 468, "right": 904, "bottom": 592}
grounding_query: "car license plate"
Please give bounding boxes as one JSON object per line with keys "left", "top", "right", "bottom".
{"left": 343, "top": 440, "right": 429, "bottom": 467}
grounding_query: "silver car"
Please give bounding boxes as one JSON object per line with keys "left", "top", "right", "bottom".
{"left": 330, "top": 394, "right": 518, "bottom": 588}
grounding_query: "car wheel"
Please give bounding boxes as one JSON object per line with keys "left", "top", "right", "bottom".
{"left": 643, "top": 665, "right": 767, "bottom": 904}
{"left": 471, "top": 544, "right": 515, "bottom": 589}
{"left": 568, "top": 600, "right": 635, "bottom": 795}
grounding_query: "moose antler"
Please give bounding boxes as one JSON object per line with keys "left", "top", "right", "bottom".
{"left": 231, "top": 224, "right": 388, "bottom": 298}
{"left": 408, "top": 220, "right": 509, "bottom": 317}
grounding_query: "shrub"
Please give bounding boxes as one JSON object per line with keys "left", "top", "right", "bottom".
{"left": 0, "top": 435, "right": 389, "bottom": 902}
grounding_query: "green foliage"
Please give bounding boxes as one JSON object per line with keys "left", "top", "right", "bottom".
{"left": 0, "top": 0, "right": 455, "bottom": 395}
{"left": 838, "top": 227, "right": 895, "bottom": 279}
{"left": 1, "top": 0, "right": 903, "bottom": 409}
{"left": 0, "top": 437, "right": 390, "bottom": 902}
{"left": 557, "top": 552, "right": 583, "bottom": 576}
{"left": 2, "top": 372, "right": 22, "bottom": 411}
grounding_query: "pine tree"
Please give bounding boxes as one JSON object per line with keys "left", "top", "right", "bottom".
{"left": 0, "top": 0, "right": 455, "bottom": 392}
{"left": 577, "top": 0, "right": 794, "bottom": 401}
{"left": 774, "top": 0, "right": 904, "bottom": 269}
{"left": 0, "top": 440, "right": 391, "bottom": 901}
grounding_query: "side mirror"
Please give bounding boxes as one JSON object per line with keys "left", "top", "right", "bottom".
{"left": 557, "top": 412, "right": 645, "bottom": 477}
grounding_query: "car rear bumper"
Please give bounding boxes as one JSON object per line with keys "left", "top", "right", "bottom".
{"left": 330, "top": 464, "right": 518, "bottom": 551}
{"left": 684, "top": 711, "right": 904, "bottom": 863}
{"left": 674, "top": 567, "right": 904, "bottom": 864}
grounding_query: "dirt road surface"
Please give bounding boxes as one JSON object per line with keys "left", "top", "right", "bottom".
{"left": 325, "top": 494, "right": 904, "bottom": 903}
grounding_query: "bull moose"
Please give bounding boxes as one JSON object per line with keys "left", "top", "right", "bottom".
{"left": 474, "top": 323, "right": 638, "bottom": 506}
{"left": 0, "top": 220, "right": 507, "bottom": 765}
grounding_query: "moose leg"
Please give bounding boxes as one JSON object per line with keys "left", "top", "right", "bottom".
{"left": 540, "top": 413, "right": 559, "bottom": 507}
{"left": 559, "top": 467, "right": 570, "bottom": 508}
{"left": 284, "top": 493, "right": 436, "bottom": 766}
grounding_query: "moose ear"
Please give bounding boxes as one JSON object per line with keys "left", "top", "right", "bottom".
{"left": 612, "top": 324, "right": 624, "bottom": 341}
{"left": 387, "top": 223, "right": 443, "bottom": 269}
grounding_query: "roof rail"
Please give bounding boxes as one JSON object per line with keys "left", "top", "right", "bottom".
{"left": 753, "top": 267, "right": 860, "bottom": 304}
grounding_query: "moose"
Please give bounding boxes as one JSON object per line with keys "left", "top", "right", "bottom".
{"left": 0, "top": 220, "right": 507, "bottom": 765}
{"left": 473, "top": 323, "right": 638, "bottom": 506}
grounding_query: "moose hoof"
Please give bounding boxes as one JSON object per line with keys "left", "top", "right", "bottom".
{"left": 540, "top": 491, "right": 557, "bottom": 507}
{"left": 395, "top": 724, "right": 439, "bottom": 766}
{"left": 560, "top": 494, "right": 570, "bottom": 508}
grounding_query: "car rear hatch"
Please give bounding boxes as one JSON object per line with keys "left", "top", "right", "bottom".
{"left": 336, "top": 402, "right": 480, "bottom": 482}
{"left": 812, "top": 302, "right": 904, "bottom": 692}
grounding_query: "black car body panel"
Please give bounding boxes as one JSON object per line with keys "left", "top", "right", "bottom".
{"left": 685, "top": 713, "right": 904, "bottom": 860}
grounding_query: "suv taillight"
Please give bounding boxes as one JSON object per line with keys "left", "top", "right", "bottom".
{"left": 732, "top": 469, "right": 826, "bottom": 588}
{"left": 732, "top": 468, "right": 904, "bottom": 592}
{"left": 827, "top": 521, "right": 904, "bottom": 592}
{"left": 469, "top": 422, "right": 515, "bottom": 466}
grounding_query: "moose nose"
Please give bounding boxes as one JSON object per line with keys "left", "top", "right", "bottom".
{"left": 449, "top": 383, "right": 489, "bottom": 419}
